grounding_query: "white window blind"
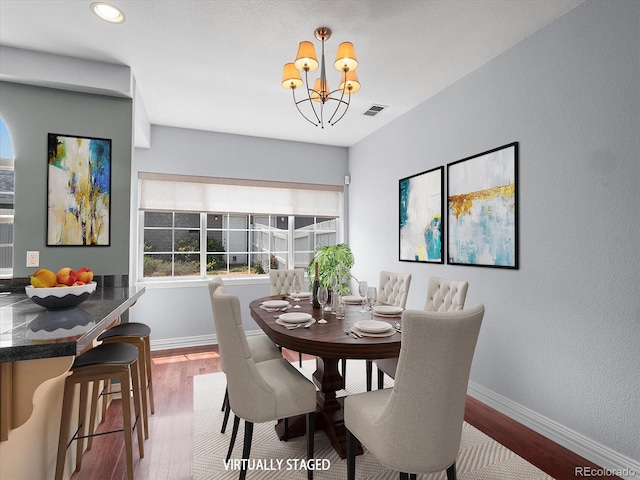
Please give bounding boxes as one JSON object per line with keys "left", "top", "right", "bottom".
{"left": 138, "top": 173, "right": 343, "bottom": 217}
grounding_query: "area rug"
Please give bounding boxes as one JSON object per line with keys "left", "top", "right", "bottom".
{"left": 193, "top": 360, "right": 554, "bottom": 479}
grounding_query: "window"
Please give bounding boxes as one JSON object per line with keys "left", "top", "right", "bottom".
{"left": 0, "top": 118, "right": 14, "bottom": 278}
{"left": 138, "top": 173, "right": 343, "bottom": 280}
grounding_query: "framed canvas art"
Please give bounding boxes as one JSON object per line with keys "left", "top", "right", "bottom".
{"left": 399, "top": 166, "right": 444, "bottom": 263}
{"left": 447, "top": 142, "right": 518, "bottom": 268}
{"left": 47, "top": 133, "right": 111, "bottom": 246}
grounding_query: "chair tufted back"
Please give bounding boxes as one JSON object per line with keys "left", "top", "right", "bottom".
{"left": 268, "top": 269, "right": 305, "bottom": 295}
{"left": 424, "top": 276, "right": 469, "bottom": 312}
{"left": 378, "top": 271, "right": 412, "bottom": 309}
{"left": 345, "top": 304, "right": 484, "bottom": 474}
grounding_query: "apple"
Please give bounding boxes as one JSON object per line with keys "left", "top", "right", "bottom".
{"left": 30, "top": 268, "right": 57, "bottom": 288}
{"left": 76, "top": 267, "right": 94, "bottom": 284}
{"left": 56, "top": 267, "right": 77, "bottom": 286}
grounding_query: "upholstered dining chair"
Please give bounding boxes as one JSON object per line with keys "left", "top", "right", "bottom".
{"left": 210, "top": 282, "right": 317, "bottom": 480}
{"left": 269, "top": 268, "right": 306, "bottom": 297}
{"left": 361, "top": 271, "right": 412, "bottom": 391}
{"left": 208, "top": 278, "right": 282, "bottom": 435}
{"left": 345, "top": 304, "right": 485, "bottom": 480}
{"left": 268, "top": 268, "right": 306, "bottom": 366}
{"left": 375, "top": 276, "right": 468, "bottom": 389}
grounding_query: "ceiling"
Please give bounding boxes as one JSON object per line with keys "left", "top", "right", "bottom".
{"left": 0, "top": 0, "right": 583, "bottom": 148}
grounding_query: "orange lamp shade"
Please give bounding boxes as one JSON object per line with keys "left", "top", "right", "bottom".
{"left": 334, "top": 42, "right": 358, "bottom": 72}
{"left": 281, "top": 63, "right": 303, "bottom": 89}
{"left": 310, "top": 78, "right": 330, "bottom": 103}
{"left": 339, "top": 69, "right": 360, "bottom": 94}
{"left": 294, "top": 41, "right": 319, "bottom": 72}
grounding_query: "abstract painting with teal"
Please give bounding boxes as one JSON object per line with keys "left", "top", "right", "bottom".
{"left": 399, "top": 167, "right": 443, "bottom": 263}
{"left": 447, "top": 143, "right": 517, "bottom": 268}
{"left": 47, "top": 134, "right": 111, "bottom": 245}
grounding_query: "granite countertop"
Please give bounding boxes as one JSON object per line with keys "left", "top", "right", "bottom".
{"left": 0, "top": 276, "right": 145, "bottom": 363}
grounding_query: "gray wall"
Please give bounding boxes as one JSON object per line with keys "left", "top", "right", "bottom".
{"left": 348, "top": 0, "right": 639, "bottom": 465}
{"left": 129, "top": 125, "right": 348, "bottom": 341}
{"left": 0, "top": 82, "right": 133, "bottom": 276}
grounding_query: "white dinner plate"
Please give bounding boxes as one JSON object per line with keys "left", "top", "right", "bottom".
{"left": 354, "top": 320, "right": 393, "bottom": 333}
{"left": 278, "top": 312, "right": 312, "bottom": 324}
{"left": 262, "top": 300, "right": 290, "bottom": 308}
{"left": 276, "top": 318, "right": 316, "bottom": 328}
{"left": 351, "top": 326, "right": 398, "bottom": 338}
{"left": 342, "top": 295, "right": 363, "bottom": 304}
{"left": 290, "top": 292, "right": 311, "bottom": 299}
{"left": 373, "top": 305, "right": 403, "bottom": 315}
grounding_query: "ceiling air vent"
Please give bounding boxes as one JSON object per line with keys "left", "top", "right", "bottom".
{"left": 363, "top": 104, "right": 387, "bottom": 117}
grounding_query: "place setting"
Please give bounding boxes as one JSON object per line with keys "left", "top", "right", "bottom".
{"left": 275, "top": 312, "right": 316, "bottom": 329}
{"left": 371, "top": 305, "right": 404, "bottom": 318}
{"left": 349, "top": 319, "right": 399, "bottom": 338}
{"left": 260, "top": 299, "right": 292, "bottom": 312}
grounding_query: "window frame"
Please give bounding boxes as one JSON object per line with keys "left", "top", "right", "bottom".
{"left": 0, "top": 156, "right": 15, "bottom": 279}
{"left": 138, "top": 211, "right": 342, "bottom": 283}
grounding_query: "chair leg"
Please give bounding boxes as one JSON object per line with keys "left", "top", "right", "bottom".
{"left": 143, "top": 333, "right": 155, "bottom": 415}
{"left": 283, "top": 417, "right": 289, "bottom": 441}
{"left": 221, "top": 387, "right": 228, "bottom": 411}
{"left": 299, "top": 352, "right": 303, "bottom": 368}
{"left": 341, "top": 358, "right": 347, "bottom": 384}
{"left": 410, "top": 474, "right": 417, "bottom": 480}
{"left": 75, "top": 380, "right": 89, "bottom": 472}
{"left": 221, "top": 389, "right": 231, "bottom": 434}
{"left": 87, "top": 379, "right": 102, "bottom": 451}
{"left": 446, "top": 462, "right": 457, "bottom": 480}
{"left": 100, "top": 378, "right": 111, "bottom": 423}
{"left": 377, "top": 368, "right": 385, "bottom": 390}
{"left": 130, "top": 359, "right": 145, "bottom": 459}
{"left": 119, "top": 370, "right": 135, "bottom": 480}
{"left": 240, "top": 421, "right": 254, "bottom": 480}
{"left": 366, "top": 360, "right": 373, "bottom": 391}
{"left": 347, "top": 429, "right": 358, "bottom": 480}
{"left": 55, "top": 376, "right": 77, "bottom": 480}
{"left": 306, "top": 412, "right": 315, "bottom": 480}
{"left": 135, "top": 339, "right": 150, "bottom": 439}
{"left": 226, "top": 415, "right": 240, "bottom": 461}
{"left": 399, "top": 474, "right": 408, "bottom": 480}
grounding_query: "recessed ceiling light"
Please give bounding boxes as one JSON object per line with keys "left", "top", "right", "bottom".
{"left": 91, "top": 2, "right": 125, "bottom": 24}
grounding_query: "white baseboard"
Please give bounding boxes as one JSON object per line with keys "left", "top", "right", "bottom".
{"left": 468, "top": 381, "right": 640, "bottom": 480}
{"left": 149, "top": 330, "right": 265, "bottom": 352}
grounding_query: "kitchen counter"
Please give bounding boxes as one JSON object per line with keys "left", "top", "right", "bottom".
{"left": 0, "top": 278, "right": 145, "bottom": 479}
{"left": 0, "top": 279, "right": 145, "bottom": 363}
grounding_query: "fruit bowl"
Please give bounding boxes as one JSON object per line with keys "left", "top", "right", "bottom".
{"left": 25, "top": 282, "right": 97, "bottom": 310}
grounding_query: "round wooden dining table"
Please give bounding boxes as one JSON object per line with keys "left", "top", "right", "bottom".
{"left": 249, "top": 295, "right": 402, "bottom": 459}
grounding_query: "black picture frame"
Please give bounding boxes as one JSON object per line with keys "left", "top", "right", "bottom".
{"left": 399, "top": 166, "right": 444, "bottom": 263}
{"left": 47, "top": 133, "right": 112, "bottom": 246}
{"left": 447, "top": 142, "right": 518, "bottom": 268}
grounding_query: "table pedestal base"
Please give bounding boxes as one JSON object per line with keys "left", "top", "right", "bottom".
{"left": 274, "top": 356, "right": 363, "bottom": 459}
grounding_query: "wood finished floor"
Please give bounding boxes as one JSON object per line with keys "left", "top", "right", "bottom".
{"left": 70, "top": 345, "right": 621, "bottom": 480}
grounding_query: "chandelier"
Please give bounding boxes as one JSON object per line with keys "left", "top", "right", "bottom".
{"left": 281, "top": 27, "right": 360, "bottom": 128}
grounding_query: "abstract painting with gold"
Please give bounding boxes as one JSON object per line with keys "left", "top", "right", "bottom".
{"left": 447, "top": 143, "right": 518, "bottom": 268}
{"left": 47, "top": 134, "right": 111, "bottom": 246}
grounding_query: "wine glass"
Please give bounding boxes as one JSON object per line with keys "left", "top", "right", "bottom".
{"left": 318, "top": 286, "right": 329, "bottom": 319}
{"left": 358, "top": 281, "right": 368, "bottom": 313}
{"left": 292, "top": 275, "right": 302, "bottom": 308}
{"left": 366, "top": 286, "right": 377, "bottom": 319}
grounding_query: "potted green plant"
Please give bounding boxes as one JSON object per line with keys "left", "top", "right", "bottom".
{"left": 307, "top": 243, "right": 355, "bottom": 295}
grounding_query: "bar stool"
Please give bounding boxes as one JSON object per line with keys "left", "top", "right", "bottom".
{"left": 55, "top": 342, "right": 144, "bottom": 480}
{"left": 95, "top": 322, "right": 154, "bottom": 439}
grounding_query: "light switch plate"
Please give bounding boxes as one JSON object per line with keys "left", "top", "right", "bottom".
{"left": 26, "top": 251, "right": 39, "bottom": 267}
